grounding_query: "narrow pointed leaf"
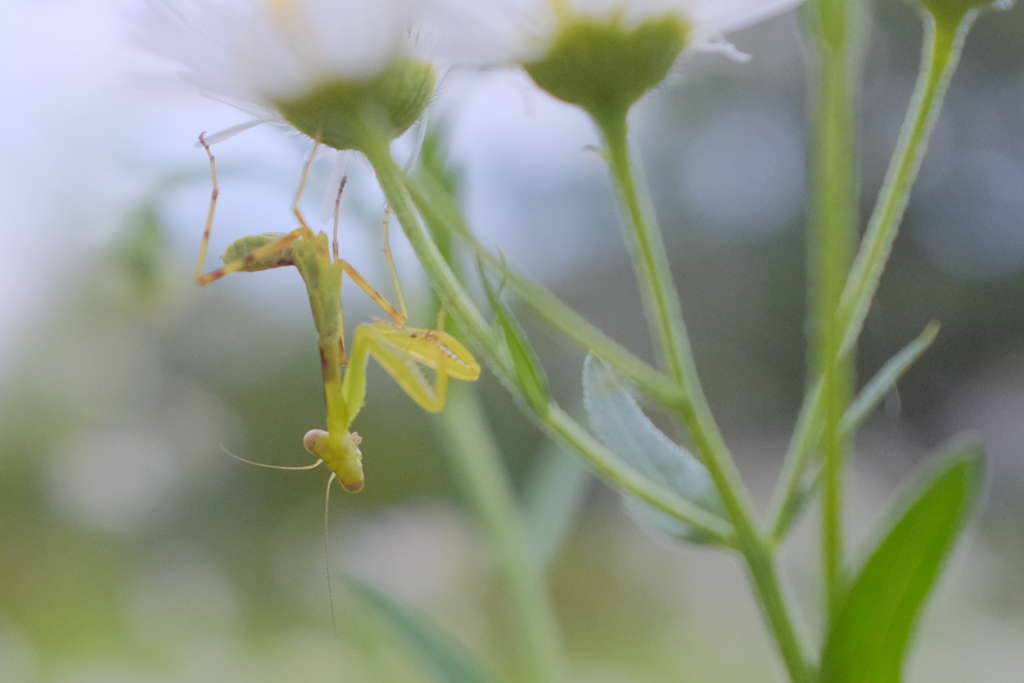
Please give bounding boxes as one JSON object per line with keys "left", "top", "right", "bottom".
{"left": 582, "top": 354, "right": 727, "bottom": 544}
{"left": 407, "top": 172, "right": 684, "bottom": 410}
{"left": 769, "top": 322, "right": 941, "bottom": 545}
{"left": 767, "top": 378, "right": 826, "bottom": 543}
{"left": 482, "top": 272, "right": 551, "bottom": 416}
{"left": 350, "top": 579, "right": 497, "bottom": 683}
{"left": 820, "top": 444, "right": 984, "bottom": 683}
{"left": 841, "top": 322, "right": 940, "bottom": 435}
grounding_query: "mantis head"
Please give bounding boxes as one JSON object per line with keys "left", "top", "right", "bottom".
{"left": 303, "top": 429, "right": 364, "bottom": 493}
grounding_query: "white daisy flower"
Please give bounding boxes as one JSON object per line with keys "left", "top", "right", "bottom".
{"left": 427, "top": 0, "right": 808, "bottom": 114}
{"left": 432, "top": 0, "right": 806, "bottom": 64}
{"left": 141, "top": 0, "right": 445, "bottom": 219}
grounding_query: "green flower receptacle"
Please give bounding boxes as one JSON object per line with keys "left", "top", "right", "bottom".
{"left": 274, "top": 58, "right": 436, "bottom": 151}
{"left": 915, "top": 0, "right": 1014, "bottom": 25}
{"left": 524, "top": 15, "right": 689, "bottom": 122}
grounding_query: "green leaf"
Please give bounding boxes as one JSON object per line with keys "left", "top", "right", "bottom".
{"left": 820, "top": 443, "right": 985, "bottom": 683}
{"left": 841, "top": 322, "right": 940, "bottom": 435}
{"left": 582, "top": 354, "right": 727, "bottom": 544}
{"left": 349, "top": 578, "right": 497, "bottom": 683}
{"left": 481, "top": 272, "right": 551, "bottom": 416}
{"left": 769, "top": 323, "right": 941, "bottom": 546}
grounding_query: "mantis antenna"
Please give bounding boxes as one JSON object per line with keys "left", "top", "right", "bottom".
{"left": 218, "top": 444, "right": 344, "bottom": 636}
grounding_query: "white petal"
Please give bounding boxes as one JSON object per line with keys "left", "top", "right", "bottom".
{"left": 700, "top": 0, "right": 807, "bottom": 34}
{"left": 140, "top": 0, "right": 441, "bottom": 115}
{"left": 689, "top": 31, "right": 753, "bottom": 63}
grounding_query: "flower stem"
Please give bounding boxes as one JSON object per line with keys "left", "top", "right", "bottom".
{"left": 361, "top": 134, "right": 568, "bottom": 683}
{"left": 437, "top": 382, "right": 569, "bottom": 683}
{"left": 802, "top": 0, "right": 869, "bottom": 626}
{"left": 407, "top": 172, "right": 686, "bottom": 409}
{"left": 804, "top": 4, "right": 972, "bottom": 628}
{"left": 594, "top": 110, "right": 813, "bottom": 682}
{"left": 807, "top": 31, "right": 862, "bottom": 631}
{"left": 836, "top": 11, "right": 976, "bottom": 354}
{"left": 390, "top": 140, "right": 734, "bottom": 541}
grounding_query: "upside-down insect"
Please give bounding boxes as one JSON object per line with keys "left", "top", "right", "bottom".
{"left": 195, "top": 134, "right": 480, "bottom": 492}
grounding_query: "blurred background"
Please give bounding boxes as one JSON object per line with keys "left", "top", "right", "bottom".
{"left": 1, "top": 0, "right": 1023, "bottom": 681}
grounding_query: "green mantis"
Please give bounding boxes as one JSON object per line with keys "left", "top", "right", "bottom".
{"left": 195, "top": 135, "right": 480, "bottom": 492}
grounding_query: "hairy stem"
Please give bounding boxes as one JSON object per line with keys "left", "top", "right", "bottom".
{"left": 362, "top": 134, "right": 567, "bottom": 683}
{"left": 837, "top": 11, "right": 976, "bottom": 354}
{"left": 438, "top": 382, "right": 569, "bottom": 683}
{"left": 596, "top": 109, "right": 813, "bottom": 682}
{"left": 803, "top": 0, "right": 866, "bottom": 625}
{"left": 375, "top": 136, "right": 734, "bottom": 540}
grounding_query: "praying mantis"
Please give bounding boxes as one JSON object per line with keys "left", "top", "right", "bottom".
{"left": 194, "top": 135, "right": 480, "bottom": 493}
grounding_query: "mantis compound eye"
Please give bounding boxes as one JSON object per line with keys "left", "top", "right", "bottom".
{"left": 303, "top": 429, "right": 328, "bottom": 454}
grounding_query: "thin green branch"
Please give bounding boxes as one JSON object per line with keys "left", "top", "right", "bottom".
{"left": 407, "top": 172, "right": 686, "bottom": 409}
{"left": 766, "top": 322, "right": 941, "bottom": 546}
{"left": 595, "top": 110, "right": 814, "bottom": 682}
{"left": 804, "top": 0, "right": 867, "bottom": 625}
{"left": 437, "top": 383, "right": 569, "bottom": 683}
{"left": 363, "top": 131, "right": 733, "bottom": 546}
{"left": 827, "top": 12, "right": 971, "bottom": 622}
{"left": 836, "top": 12, "right": 977, "bottom": 357}
{"left": 766, "top": 378, "right": 826, "bottom": 544}
{"left": 840, "top": 321, "right": 940, "bottom": 433}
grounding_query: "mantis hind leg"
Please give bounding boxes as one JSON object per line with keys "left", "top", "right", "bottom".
{"left": 195, "top": 134, "right": 327, "bottom": 286}
{"left": 381, "top": 207, "right": 408, "bottom": 321}
{"left": 195, "top": 133, "right": 331, "bottom": 286}
{"left": 195, "top": 132, "right": 221, "bottom": 284}
{"left": 338, "top": 260, "right": 408, "bottom": 325}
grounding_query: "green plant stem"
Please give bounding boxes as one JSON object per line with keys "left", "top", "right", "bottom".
{"left": 361, "top": 134, "right": 566, "bottom": 683}
{"left": 438, "top": 382, "right": 569, "bottom": 683}
{"left": 595, "top": 111, "right": 686, "bottom": 382}
{"left": 402, "top": 152, "right": 734, "bottom": 541}
{"left": 805, "top": 0, "right": 865, "bottom": 626}
{"left": 770, "top": 14, "right": 976, "bottom": 534}
{"left": 836, "top": 11, "right": 976, "bottom": 355}
{"left": 363, "top": 130, "right": 736, "bottom": 668}
{"left": 361, "top": 134, "right": 495, "bottom": 352}
{"left": 544, "top": 406, "right": 733, "bottom": 541}
{"left": 765, "top": 378, "right": 826, "bottom": 544}
{"left": 826, "top": 11, "right": 970, "bottom": 624}
{"left": 407, "top": 172, "right": 686, "bottom": 409}
{"left": 595, "top": 111, "right": 813, "bottom": 683}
